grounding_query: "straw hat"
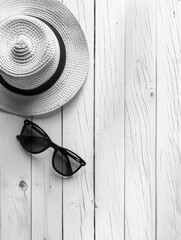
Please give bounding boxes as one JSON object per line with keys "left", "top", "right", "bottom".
{"left": 0, "top": 0, "right": 89, "bottom": 116}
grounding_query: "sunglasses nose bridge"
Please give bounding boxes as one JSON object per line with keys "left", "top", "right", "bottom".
{"left": 50, "top": 141, "right": 60, "bottom": 150}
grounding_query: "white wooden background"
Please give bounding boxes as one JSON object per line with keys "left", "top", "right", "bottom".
{"left": 0, "top": 0, "right": 181, "bottom": 239}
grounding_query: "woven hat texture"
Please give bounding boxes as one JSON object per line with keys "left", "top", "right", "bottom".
{"left": 0, "top": 0, "right": 89, "bottom": 116}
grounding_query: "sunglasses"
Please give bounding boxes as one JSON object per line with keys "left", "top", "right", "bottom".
{"left": 17, "top": 119, "right": 86, "bottom": 177}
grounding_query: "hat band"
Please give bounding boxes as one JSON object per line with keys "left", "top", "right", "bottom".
{"left": 0, "top": 17, "right": 66, "bottom": 96}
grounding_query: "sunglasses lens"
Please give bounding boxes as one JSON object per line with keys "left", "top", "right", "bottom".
{"left": 53, "top": 149, "right": 82, "bottom": 176}
{"left": 21, "top": 124, "right": 48, "bottom": 153}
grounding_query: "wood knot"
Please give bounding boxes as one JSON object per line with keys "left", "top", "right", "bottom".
{"left": 18, "top": 180, "right": 28, "bottom": 191}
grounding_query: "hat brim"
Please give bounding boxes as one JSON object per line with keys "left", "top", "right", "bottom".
{"left": 0, "top": 0, "right": 89, "bottom": 116}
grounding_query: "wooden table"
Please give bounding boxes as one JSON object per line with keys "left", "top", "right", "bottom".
{"left": 1, "top": 0, "right": 181, "bottom": 239}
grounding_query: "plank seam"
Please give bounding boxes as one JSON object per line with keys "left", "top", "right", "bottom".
{"left": 155, "top": 0, "right": 158, "bottom": 239}
{"left": 61, "top": 106, "right": 64, "bottom": 240}
{"left": 123, "top": 0, "right": 126, "bottom": 239}
{"left": 93, "top": 0, "right": 96, "bottom": 239}
{"left": 31, "top": 115, "right": 33, "bottom": 240}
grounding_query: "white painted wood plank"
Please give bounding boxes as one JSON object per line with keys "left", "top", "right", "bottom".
{"left": 157, "top": 0, "right": 181, "bottom": 239}
{"left": 0, "top": 113, "right": 31, "bottom": 240}
{"left": 62, "top": 0, "right": 94, "bottom": 240}
{"left": 31, "top": 114, "right": 63, "bottom": 240}
{"left": 31, "top": 0, "right": 64, "bottom": 237}
{"left": 95, "top": 0, "right": 124, "bottom": 239}
{"left": 125, "top": 0, "right": 156, "bottom": 239}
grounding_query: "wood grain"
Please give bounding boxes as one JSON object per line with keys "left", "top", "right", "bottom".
{"left": 125, "top": 0, "right": 156, "bottom": 239}
{"left": 31, "top": 115, "right": 63, "bottom": 240}
{"left": 0, "top": 114, "right": 31, "bottom": 240}
{"left": 95, "top": 0, "right": 125, "bottom": 239}
{"left": 62, "top": 0, "right": 94, "bottom": 240}
{"left": 2, "top": 0, "right": 181, "bottom": 239}
{"left": 31, "top": 0, "right": 64, "bottom": 238}
{"left": 157, "top": 0, "right": 181, "bottom": 239}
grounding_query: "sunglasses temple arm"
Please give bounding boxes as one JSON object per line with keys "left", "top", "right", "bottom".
{"left": 51, "top": 141, "right": 85, "bottom": 165}
{"left": 24, "top": 120, "right": 49, "bottom": 139}
{"left": 60, "top": 146, "right": 86, "bottom": 166}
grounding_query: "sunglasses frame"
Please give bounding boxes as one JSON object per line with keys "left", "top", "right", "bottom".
{"left": 17, "top": 119, "right": 86, "bottom": 177}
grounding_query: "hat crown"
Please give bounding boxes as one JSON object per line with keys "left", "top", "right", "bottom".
{"left": 14, "top": 39, "right": 27, "bottom": 49}
{"left": 0, "top": 15, "right": 60, "bottom": 90}
{"left": 12, "top": 38, "right": 33, "bottom": 63}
